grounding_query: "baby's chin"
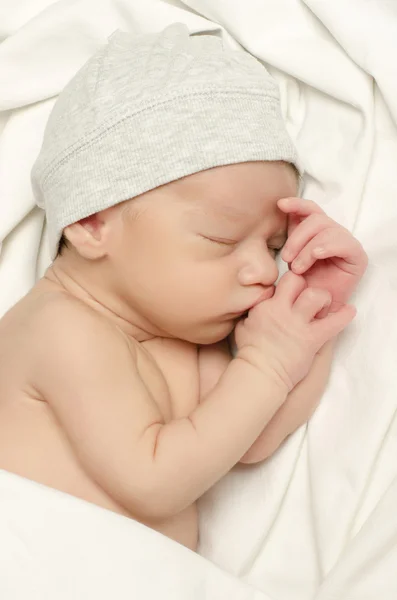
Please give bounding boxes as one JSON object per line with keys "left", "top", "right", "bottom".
{"left": 179, "top": 319, "right": 236, "bottom": 346}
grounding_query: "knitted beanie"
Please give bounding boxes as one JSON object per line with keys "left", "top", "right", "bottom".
{"left": 31, "top": 23, "right": 300, "bottom": 259}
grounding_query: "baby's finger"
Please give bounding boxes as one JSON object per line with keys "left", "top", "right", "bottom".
{"left": 293, "top": 287, "right": 332, "bottom": 321}
{"left": 287, "top": 212, "right": 301, "bottom": 237}
{"left": 282, "top": 213, "right": 333, "bottom": 263}
{"left": 274, "top": 271, "right": 307, "bottom": 306}
{"left": 312, "top": 304, "right": 357, "bottom": 345}
{"left": 290, "top": 229, "right": 357, "bottom": 275}
{"left": 277, "top": 197, "right": 326, "bottom": 219}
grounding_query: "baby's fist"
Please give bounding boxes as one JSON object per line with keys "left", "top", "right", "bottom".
{"left": 278, "top": 198, "right": 368, "bottom": 312}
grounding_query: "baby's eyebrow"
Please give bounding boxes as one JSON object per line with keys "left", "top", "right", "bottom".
{"left": 212, "top": 206, "right": 248, "bottom": 223}
{"left": 186, "top": 204, "right": 248, "bottom": 223}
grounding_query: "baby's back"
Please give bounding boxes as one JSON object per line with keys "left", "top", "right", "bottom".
{"left": 0, "top": 281, "right": 200, "bottom": 549}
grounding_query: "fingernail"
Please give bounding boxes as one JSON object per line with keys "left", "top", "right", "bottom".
{"left": 293, "top": 258, "right": 303, "bottom": 271}
{"left": 313, "top": 246, "right": 325, "bottom": 257}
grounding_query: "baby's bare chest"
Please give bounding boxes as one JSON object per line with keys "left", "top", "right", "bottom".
{"left": 138, "top": 338, "right": 200, "bottom": 422}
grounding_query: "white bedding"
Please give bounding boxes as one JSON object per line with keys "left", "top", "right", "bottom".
{"left": 1, "top": 1, "right": 397, "bottom": 598}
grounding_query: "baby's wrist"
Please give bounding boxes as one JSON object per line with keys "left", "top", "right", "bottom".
{"left": 234, "top": 350, "right": 292, "bottom": 397}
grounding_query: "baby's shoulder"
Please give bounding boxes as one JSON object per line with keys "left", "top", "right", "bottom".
{"left": 25, "top": 290, "right": 146, "bottom": 393}
{"left": 30, "top": 289, "right": 113, "bottom": 338}
{"left": 0, "top": 286, "right": 93, "bottom": 344}
{"left": 0, "top": 288, "right": 135, "bottom": 400}
{"left": 23, "top": 289, "right": 137, "bottom": 369}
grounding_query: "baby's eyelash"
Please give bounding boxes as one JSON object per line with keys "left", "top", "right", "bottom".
{"left": 268, "top": 246, "right": 283, "bottom": 256}
{"left": 202, "top": 235, "right": 237, "bottom": 246}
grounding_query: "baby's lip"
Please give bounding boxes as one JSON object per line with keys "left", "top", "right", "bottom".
{"left": 250, "top": 286, "right": 275, "bottom": 308}
{"left": 230, "top": 287, "right": 275, "bottom": 318}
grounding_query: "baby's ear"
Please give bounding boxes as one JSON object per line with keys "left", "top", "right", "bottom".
{"left": 63, "top": 214, "right": 107, "bottom": 260}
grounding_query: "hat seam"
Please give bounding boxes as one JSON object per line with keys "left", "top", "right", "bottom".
{"left": 38, "top": 88, "right": 278, "bottom": 185}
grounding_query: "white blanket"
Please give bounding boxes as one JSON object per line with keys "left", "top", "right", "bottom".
{"left": 1, "top": 1, "right": 397, "bottom": 598}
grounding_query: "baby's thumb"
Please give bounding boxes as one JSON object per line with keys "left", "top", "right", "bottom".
{"left": 314, "top": 304, "right": 357, "bottom": 343}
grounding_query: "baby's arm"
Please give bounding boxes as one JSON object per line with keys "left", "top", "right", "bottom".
{"left": 237, "top": 195, "right": 369, "bottom": 462}
{"left": 35, "top": 274, "right": 349, "bottom": 522}
{"left": 239, "top": 339, "right": 335, "bottom": 463}
{"left": 199, "top": 339, "right": 335, "bottom": 464}
{"left": 33, "top": 299, "right": 288, "bottom": 522}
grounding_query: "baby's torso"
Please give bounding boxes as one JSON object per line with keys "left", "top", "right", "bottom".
{"left": 0, "top": 289, "right": 201, "bottom": 549}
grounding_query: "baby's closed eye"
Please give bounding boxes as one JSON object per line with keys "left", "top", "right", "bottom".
{"left": 201, "top": 235, "right": 238, "bottom": 246}
{"left": 198, "top": 231, "right": 285, "bottom": 258}
{"left": 268, "top": 246, "right": 283, "bottom": 258}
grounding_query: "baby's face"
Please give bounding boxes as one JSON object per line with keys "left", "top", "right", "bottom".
{"left": 112, "top": 161, "right": 298, "bottom": 344}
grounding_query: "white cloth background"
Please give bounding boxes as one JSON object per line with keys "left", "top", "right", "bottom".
{"left": 1, "top": 1, "right": 397, "bottom": 598}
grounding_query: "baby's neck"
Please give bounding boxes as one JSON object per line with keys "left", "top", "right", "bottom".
{"left": 42, "top": 257, "right": 161, "bottom": 343}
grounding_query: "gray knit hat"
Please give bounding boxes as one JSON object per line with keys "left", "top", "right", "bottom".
{"left": 31, "top": 23, "right": 300, "bottom": 259}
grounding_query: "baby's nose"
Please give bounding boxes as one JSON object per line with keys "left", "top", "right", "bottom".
{"left": 237, "top": 247, "right": 278, "bottom": 287}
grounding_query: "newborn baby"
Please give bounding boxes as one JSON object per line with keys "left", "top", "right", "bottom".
{"left": 0, "top": 25, "right": 367, "bottom": 551}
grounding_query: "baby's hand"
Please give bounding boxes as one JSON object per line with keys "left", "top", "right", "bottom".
{"left": 278, "top": 198, "right": 368, "bottom": 315}
{"left": 235, "top": 271, "right": 355, "bottom": 392}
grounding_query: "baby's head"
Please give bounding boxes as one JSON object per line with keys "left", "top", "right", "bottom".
{"left": 31, "top": 24, "right": 301, "bottom": 343}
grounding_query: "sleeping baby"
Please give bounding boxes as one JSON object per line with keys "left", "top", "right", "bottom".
{"left": 0, "top": 24, "right": 367, "bottom": 550}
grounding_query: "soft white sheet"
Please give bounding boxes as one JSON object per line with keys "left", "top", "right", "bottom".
{"left": 1, "top": 1, "right": 397, "bottom": 598}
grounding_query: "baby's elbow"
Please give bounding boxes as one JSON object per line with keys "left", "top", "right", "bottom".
{"left": 114, "top": 476, "right": 187, "bottom": 521}
{"left": 239, "top": 436, "right": 283, "bottom": 464}
{"left": 137, "top": 488, "right": 185, "bottom": 521}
